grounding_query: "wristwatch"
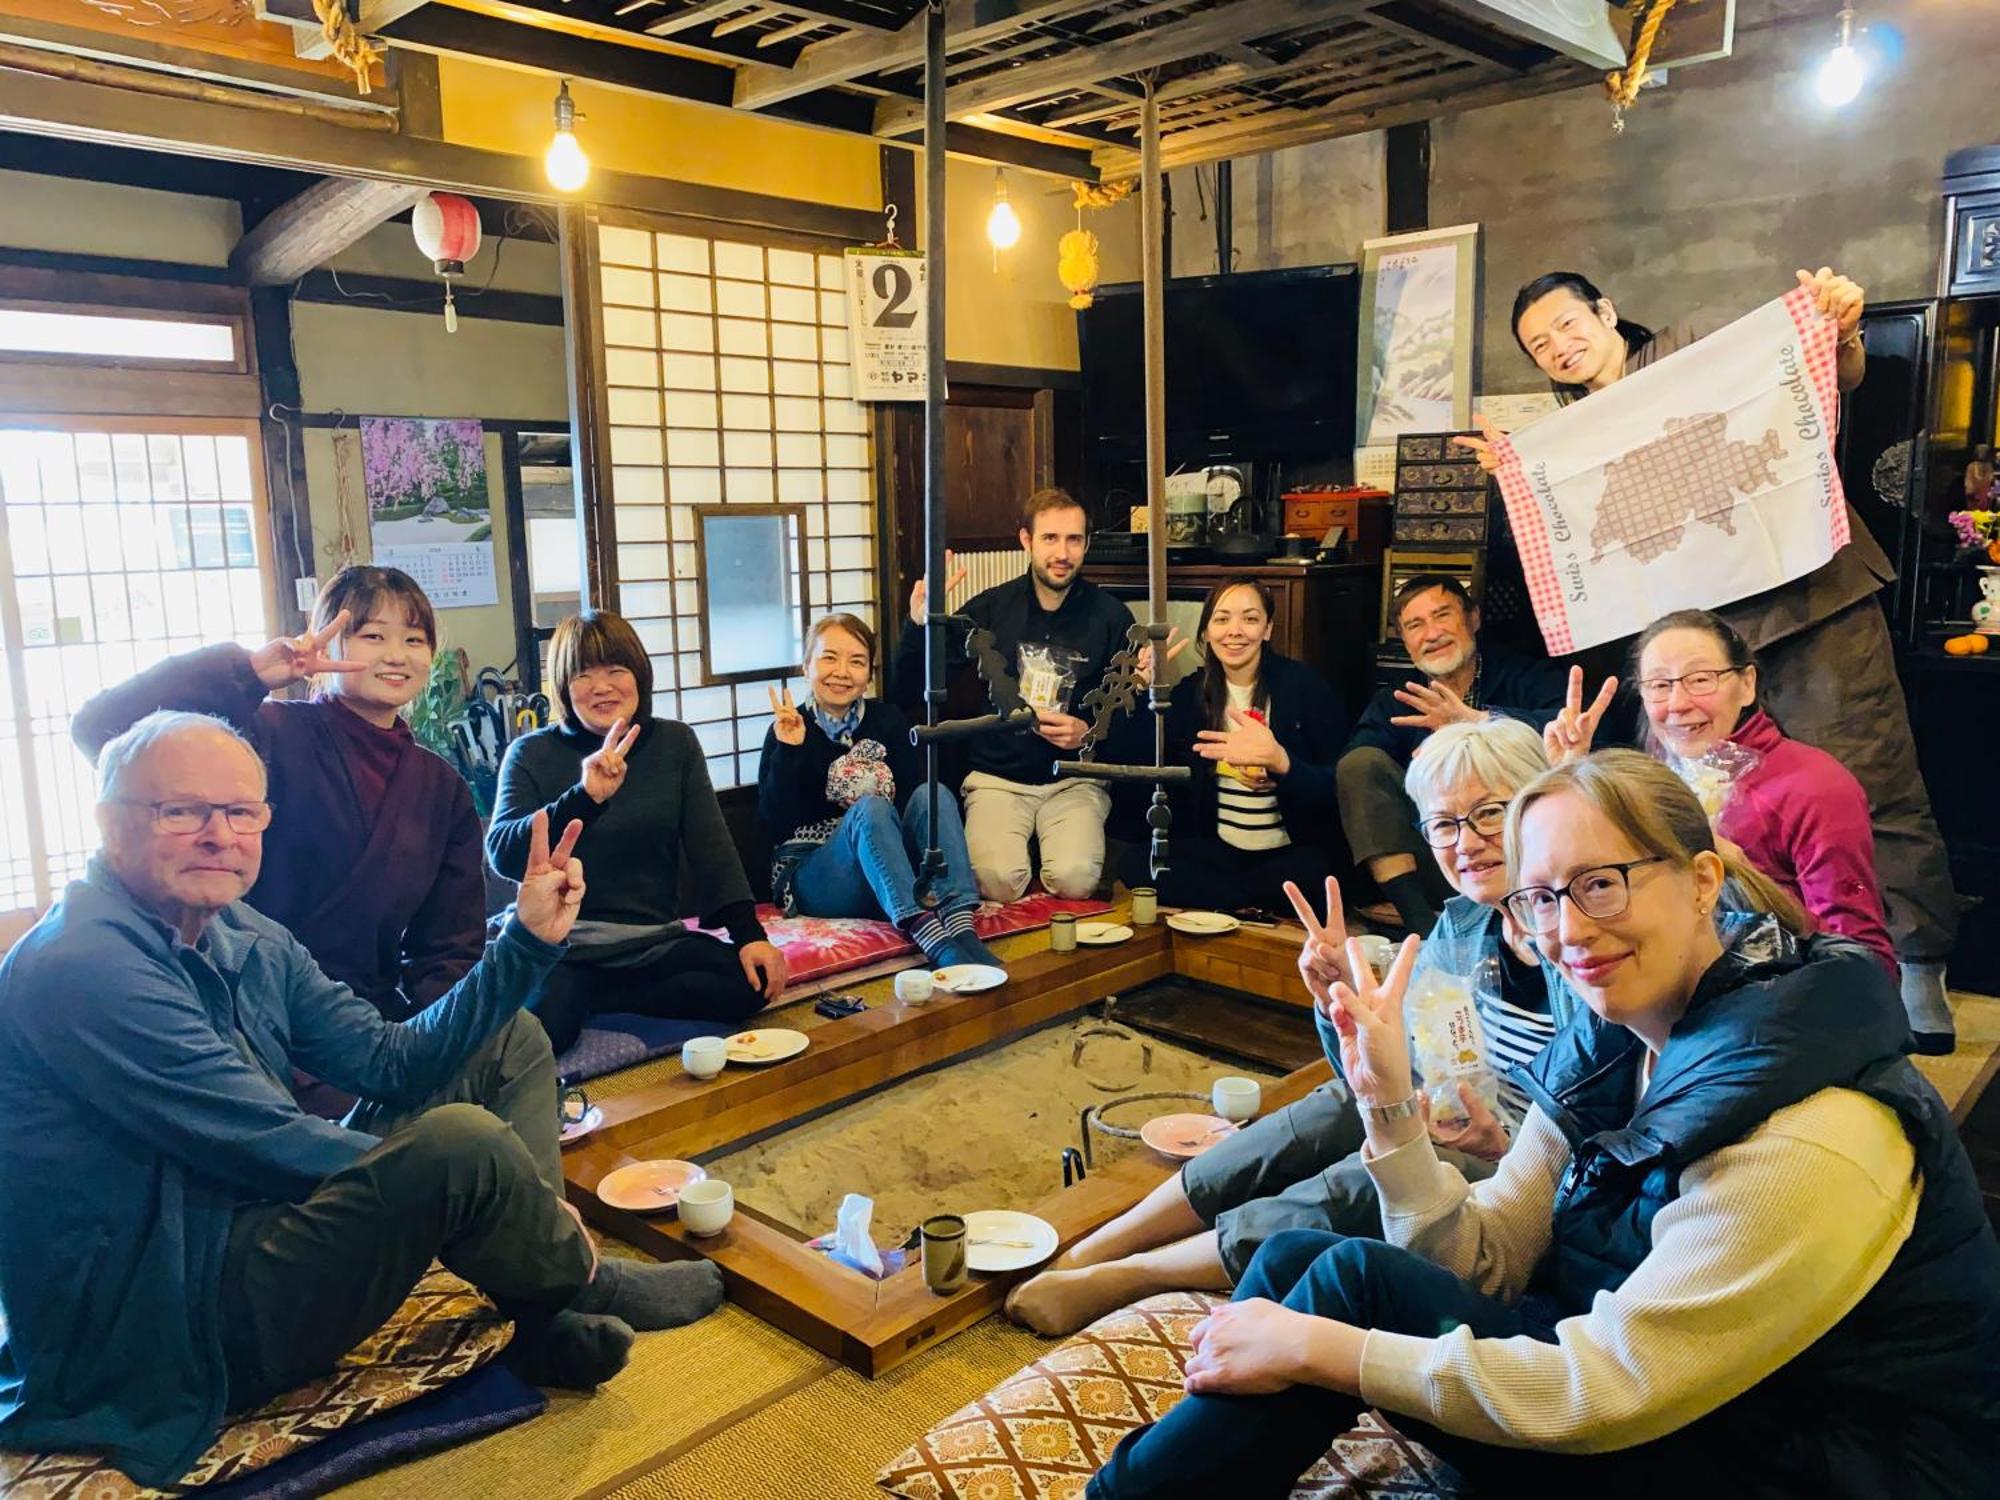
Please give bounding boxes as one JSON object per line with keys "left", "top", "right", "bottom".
{"left": 1362, "top": 1093, "right": 1422, "bottom": 1123}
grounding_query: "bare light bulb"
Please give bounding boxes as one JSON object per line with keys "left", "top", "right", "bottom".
{"left": 545, "top": 80, "right": 590, "bottom": 192}
{"left": 1816, "top": 8, "right": 1864, "bottom": 107}
{"left": 986, "top": 173, "right": 1021, "bottom": 252}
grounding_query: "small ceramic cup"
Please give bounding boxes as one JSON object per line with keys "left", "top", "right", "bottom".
{"left": 1050, "top": 913, "right": 1078, "bottom": 953}
{"left": 1355, "top": 934, "right": 1395, "bottom": 982}
{"left": 677, "top": 1179, "right": 734, "bottom": 1236}
{"left": 558, "top": 1084, "right": 590, "bottom": 1129}
{"left": 1130, "top": 888, "right": 1159, "bottom": 925}
{"left": 682, "top": 1035, "right": 728, "bottom": 1080}
{"left": 1212, "top": 1075, "right": 1261, "bottom": 1123}
{"left": 921, "top": 1214, "right": 968, "bottom": 1295}
{"left": 895, "top": 968, "right": 936, "bottom": 1004}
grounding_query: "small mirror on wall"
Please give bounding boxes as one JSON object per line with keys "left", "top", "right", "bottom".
{"left": 695, "top": 503, "right": 808, "bottom": 684}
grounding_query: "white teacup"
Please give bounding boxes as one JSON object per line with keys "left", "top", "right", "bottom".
{"left": 677, "top": 1179, "right": 734, "bottom": 1236}
{"left": 1212, "top": 1076, "right": 1261, "bottom": 1123}
{"left": 682, "top": 1035, "right": 728, "bottom": 1080}
{"left": 1355, "top": 935, "right": 1395, "bottom": 982}
{"left": 894, "top": 968, "right": 935, "bottom": 1004}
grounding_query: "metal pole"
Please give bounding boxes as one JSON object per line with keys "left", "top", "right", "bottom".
{"left": 1215, "top": 158, "right": 1232, "bottom": 273}
{"left": 1140, "top": 81, "right": 1173, "bottom": 879}
{"left": 917, "top": 0, "right": 948, "bottom": 906}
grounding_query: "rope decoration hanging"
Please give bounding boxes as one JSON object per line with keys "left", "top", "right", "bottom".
{"left": 310, "top": 0, "right": 382, "bottom": 94}
{"left": 1057, "top": 180, "right": 1135, "bottom": 316}
{"left": 1604, "top": 0, "right": 1678, "bottom": 132}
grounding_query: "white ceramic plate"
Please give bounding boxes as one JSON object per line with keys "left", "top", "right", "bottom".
{"left": 1166, "top": 910, "right": 1241, "bottom": 936}
{"left": 724, "top": 1027, "right": 811, "bottom": 1065}
{"left": 963, "top": 1209, "right": 1060, "bottom": 1273}
{"left": 559, "top": 1105, "right": 604, "bottom": 1146}
{"left": 931, "top": 963, "right": 1008, "bottom": 993}
{"left": 1075, "top": 922, "right": 1135, "bottom": 946}
{"left": 596, "top": 1158, "right": 707, "bottom": 1211}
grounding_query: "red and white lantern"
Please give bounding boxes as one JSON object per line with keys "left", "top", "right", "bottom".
{"left": 411, "top": 192, "right": 482, "bottom": 332}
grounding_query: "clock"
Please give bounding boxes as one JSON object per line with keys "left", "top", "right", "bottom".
{"left": 1204, "top": 466, "right": 1245, "bottom": 515}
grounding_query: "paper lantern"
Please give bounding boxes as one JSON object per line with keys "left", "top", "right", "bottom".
{"left": 411, "top": 191, "right": 481, "bottom": 276}
{"left": 1058, "top": 228, "right": 1100, "bottom": 310}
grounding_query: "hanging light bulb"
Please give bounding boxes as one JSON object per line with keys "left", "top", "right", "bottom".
{"left": 544, "top": 80, "right": 591, "bottom": 192}
{"left": 1816, "top": 5, "right": 1864, "bottom": 107}
{"left": 986, "top": 170, "right": 1022, "bottom": 256}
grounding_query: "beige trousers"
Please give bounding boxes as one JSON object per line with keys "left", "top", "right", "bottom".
{"left": 960, "top": 770, "right": 1113, "bottom": 902}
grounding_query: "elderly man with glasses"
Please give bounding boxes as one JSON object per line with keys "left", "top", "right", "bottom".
{"left": 0, "top": 711, "right": 722, "bottom": 1488}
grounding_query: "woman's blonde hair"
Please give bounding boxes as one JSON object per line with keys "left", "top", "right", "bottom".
{"left": 1403, "top": 716, "right": 1549, "bottom": 813}
{"left": 1506, "top": 749, "right": 1807, "bottom": 933}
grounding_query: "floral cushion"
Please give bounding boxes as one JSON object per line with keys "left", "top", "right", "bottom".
{"left": 876, "top": 1293, "right": 1458, "bottom": 1500}
{"left": 760, "top": 893, "right": 1114, "bottom": 989}
{"left": 0, "top": 1265, "right": 521, "bottom": 1497}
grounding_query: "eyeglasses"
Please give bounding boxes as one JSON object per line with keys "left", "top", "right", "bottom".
{"left": 1637, "top": 667, "right": 1744, "bottom": 703}
{"left": 1504, "top": 857, "right": 1666, "bottom": 932}
{"left": 1419, "top": 799, "right": 1509, "bottom": 848}
{"left": 116, "top": 798, "right": 273, "bottom": 835}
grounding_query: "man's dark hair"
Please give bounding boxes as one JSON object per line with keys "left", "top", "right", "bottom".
{"left": 1392, "top": 573, "right": 1475, "bottom": 627}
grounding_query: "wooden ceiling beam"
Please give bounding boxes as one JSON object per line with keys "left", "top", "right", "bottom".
{"left": 732, "top": 0, "right": 1105, "bottom": 111}
{"left": 229, "top": 174, "right": 428, "bottom": 285}
{"left": 644, "top": 0, "right": 763, "bottom": 37}
{"left": 873, "top": 0, "right": 1374, "bottom": 135}
{"left": 1036, "top": 29, "right": 1382, "bottom": 128}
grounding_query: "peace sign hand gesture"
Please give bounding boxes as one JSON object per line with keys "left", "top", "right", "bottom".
{"left": 249, "top": 610, "right": 365, "bottom": 689}
{"left": 580, "top": 717, "right": 641, "bottom": 804}
{"left": 908, "top": 550, "right": 970, "bottom": 626}
{"left": 1543, "top": 665, "right": 1618, "bottom": 766}
{"left": 769, "top": 686, "right": 806, "bottom": 746}
{"left": 1283, "top": 877, "right": 1354, "bottom": 1019}
{"left": 1324, "top": 934, "right": 1422, "bottom": 1111}
{"left": 515, "top": 810, "right": 586, "bottom": 946}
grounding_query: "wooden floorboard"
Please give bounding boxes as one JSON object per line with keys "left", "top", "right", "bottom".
{"left": 1111, "top": 979, "right": 1324, "bottom": 1072}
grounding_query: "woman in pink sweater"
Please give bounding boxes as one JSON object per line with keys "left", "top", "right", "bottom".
{"left": 1631, "top": 609, "right": 1895, "bottom": 974}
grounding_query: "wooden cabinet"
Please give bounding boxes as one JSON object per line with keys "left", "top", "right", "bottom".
{"left": 1087, "top": 560, "right": 1382, "bottom": 716}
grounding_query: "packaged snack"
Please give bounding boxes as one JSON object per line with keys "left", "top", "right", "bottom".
{"left": 1017, "top": 641, "right": 1085, "bottom": 714}
{"left": 1665, "top": 741, "right": 1763, "bottom": 822}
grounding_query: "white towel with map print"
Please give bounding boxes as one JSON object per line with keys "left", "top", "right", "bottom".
{"left": 1492, "top": 287, "right": 1848, "bottom": 654}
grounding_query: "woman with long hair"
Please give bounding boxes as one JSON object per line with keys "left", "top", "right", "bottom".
{"left": 757, "top": 612, "right": 998, "bottom": 970}
{"left": 73, "top": 564, "right": 483, "bottom": 1020}
{"left": 1146, "top": 578, "right": 1349, "bottom": 911}
{"left": 1087, "top": 751, "right": 1997, "bottom": 1499}
{"left": 487, "top": 609, "right": 788, "bottom": 1054}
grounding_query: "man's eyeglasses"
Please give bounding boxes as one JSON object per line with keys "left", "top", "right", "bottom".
{"left": 1504, "top": 858, "right": 1665, "bottom": 932}
{"left": 1419, "top": 800, "right": 1509, "bottom": 848}
{"left": 116, "top": 798, "right": 273, "bottom": 835}
{"left": 1636, "top": 667, "right": 1744, "bottom": 703}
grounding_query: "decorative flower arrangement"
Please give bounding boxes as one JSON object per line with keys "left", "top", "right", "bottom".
{"left": 1948, "top": 509, "right": 2000, "bottom": 564}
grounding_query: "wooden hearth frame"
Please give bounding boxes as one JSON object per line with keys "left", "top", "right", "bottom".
{"left": 563, "top": 920, "right": 1327, "bottom": 1375}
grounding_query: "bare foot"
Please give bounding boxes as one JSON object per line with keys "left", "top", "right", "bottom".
{"left": 1004, "top": 1265, "right": 1136, "bottom": 1337}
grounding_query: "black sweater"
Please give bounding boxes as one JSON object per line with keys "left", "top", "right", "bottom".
{"left": 891, "top": 572, "right": 1136, "bottom": 786}
{"left": 1345, "top": 641, "right": 1568, "bottom": 769}
{"left": 756, "top": 699, "right": 921, "bottom": 848}
{"left": 1165, "top": 650, "right": 1349, "bottom": 848}
{"left": 486, "top": 717, "right": 765, "bottom": 946}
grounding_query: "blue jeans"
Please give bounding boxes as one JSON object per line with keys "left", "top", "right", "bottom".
{"left": 790, "top": 790, "right": 979, "bottom": 926}
{"left": 1089, "top": 1231, "right": 1702, "bottom": 1499}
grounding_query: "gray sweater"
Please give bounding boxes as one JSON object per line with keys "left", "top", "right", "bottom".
{"left": 486, "top": 718, "right": 765, "bottom": 946}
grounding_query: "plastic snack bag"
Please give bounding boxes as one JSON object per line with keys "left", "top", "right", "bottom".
{"left": 1403, "top": 923, "right": 1502, "bottom": 1133}
{"left": 1665, "top": 741, "right": 1763, "bottom": 823}
{"left": 1016, "top": 642, "right": 1084, "bottom": 714}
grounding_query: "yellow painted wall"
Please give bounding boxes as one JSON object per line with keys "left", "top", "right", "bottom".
{"left": 436, "top": 55, "right": 882, "bottom": 212}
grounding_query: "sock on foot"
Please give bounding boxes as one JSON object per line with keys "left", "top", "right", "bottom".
{"left": 941, "top": 933, "right": 1003, "bottom": 968}
{"left": 506, "top": 1309, "right": 634, "bottom": 1389}
{"left": 571, "top": 1257, "right": 725, "bottom": 1331}
{"left": 1898, "top": 961, "right": 1956, "bottom": 1054}
{"left": 1380, "top": 872, "right": 1440, "bottom": 935}
{"left": 898, "top": 910, "right": 953, "bottom": 965}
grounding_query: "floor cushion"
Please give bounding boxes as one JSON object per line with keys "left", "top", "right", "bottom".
{"left": 875, "top": 1292, "right": 1460, "bottom": 1500}
{"left": 0, "top": 1265, "right": 540, "bottom": 1498}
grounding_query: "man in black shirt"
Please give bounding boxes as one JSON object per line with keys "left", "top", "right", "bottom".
{"left": 1338, "top": 574, "right": 1565, "bottom": 932}
{"left": 893, "top": 489, "right": 1134, "bottom": 901}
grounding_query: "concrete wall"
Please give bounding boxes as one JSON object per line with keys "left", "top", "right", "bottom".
{"left": 1432, "top": 0, "right": 2000, "bottom": 390}
{"left": 1165, "top": 131, "right": 1385, "bottom": 279}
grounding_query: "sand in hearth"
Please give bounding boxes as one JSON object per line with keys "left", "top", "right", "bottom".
{"left": 703, "top": 1015, "right": 1287, "bottom": 1249}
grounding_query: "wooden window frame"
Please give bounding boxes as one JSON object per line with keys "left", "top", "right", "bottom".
{"left": 691, "top": 501, "right": 809, "bottom": 688}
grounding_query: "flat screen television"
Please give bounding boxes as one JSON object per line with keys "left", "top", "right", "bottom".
{"left": 1078, "top": 264, "right": 1359, "bottom": 464}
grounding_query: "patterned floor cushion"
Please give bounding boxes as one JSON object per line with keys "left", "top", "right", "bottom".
{"left": 876, "top": 1293, "right": 1461, "bottom": 1500}
{"left": 0, "top": 1265, "right": 532, "bottom": 1498}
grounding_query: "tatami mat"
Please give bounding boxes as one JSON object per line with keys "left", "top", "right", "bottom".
{"left": 602, "top": 1312, "right": 1052, "bottom": 1500}
{"left": 1916, "top": 990, "right": 2000, "bottom": 1120}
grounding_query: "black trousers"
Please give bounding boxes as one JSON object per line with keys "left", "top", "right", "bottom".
{"left": 1141, "top": 836, "right": 1336, "bottom": 916}
{"left": 530, "top": 932, "right": 772, "bottom": 1054}
{"left": 217, "top": 1013, "right": 591, "bottom": 1415}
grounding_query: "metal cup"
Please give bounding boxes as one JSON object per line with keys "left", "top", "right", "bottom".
{"left": 921, "top": 1214, "right": 968, "bottom": 1295}
{"left": 1050, "top": 913, "right": 1078, "bottom": 953}
{"left": 1130, "top": 888, "right": 1158, "bottom": 925}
